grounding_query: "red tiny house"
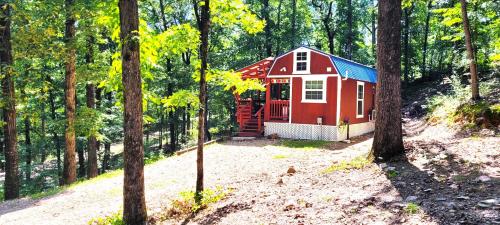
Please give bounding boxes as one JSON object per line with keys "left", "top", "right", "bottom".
{"left": 235, "top": 47, "right": 377, "bottom": 140}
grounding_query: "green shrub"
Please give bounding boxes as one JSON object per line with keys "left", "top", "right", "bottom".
{"left": 387, "top": 170, "right": 399, "bottom": 178}
{"left": 88, "top": 211, "right": 124, "bottom": 225}
{"left": 404, "top": 202, "right": 420, "bottom": 214}
{"left": 322, "top": 155, "right": 372, "bottom": 173}
{"left": 167, "top": 186, "right": 230, "bottom": 218}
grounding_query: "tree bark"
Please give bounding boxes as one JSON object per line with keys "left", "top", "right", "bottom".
{"left": 261, "top": 0, "right": 272, "bottom": 56}
{"left": 86, "top": 83, "right": 98, "bottom": 178}
{"left": 86, "top": 35, "right": 98, "bottom": 178}
{"left": 1, "top": 3, "right": 19, "bottom": 200}
{"left": 346, "top": 0, "right": 353, "bottom": 59}
{"left": 119, "top": 0, "right": 147, "bottom": 224}
{"left": 291, "top": 0, "right": 297, "bottom": 49}
{"left": 63, "top": 0, "right": 77, "bottom": 185}
{"left": 368, "top": 0, "right": 404, "bottom": 161}
{"left": 421, "top": 0, "right": 432, "bottom": 79}
{"left": 460, "top": 0, "right": 479, "bottom": 100}
{"left": 193, "top": 0, "right": 210, "bottom": 203}
{"left": 24, "top": 112, "right": 32, "bottom": 182}
{"left": 47, "top": 76, "right": 62, "bottom": 184}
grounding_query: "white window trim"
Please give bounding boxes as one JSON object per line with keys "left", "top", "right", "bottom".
{"left": 302, "top": 77, "right": 327, "bottom": 103}
{"left": 356, "top": 81, "right": 365, "bottom": 118}
{"left": 292, "top": 49, "right": 311, "bottom": 74}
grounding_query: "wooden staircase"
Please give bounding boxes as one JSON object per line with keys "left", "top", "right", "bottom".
{"left": 238, "top": 117, "right": 264, "bottom": 137}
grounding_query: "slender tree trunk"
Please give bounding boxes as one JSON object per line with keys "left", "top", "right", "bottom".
{"left": 261, "top": 0, "right": 272, "bottom": 56}
{"left": 63, "top": 0, "right": 77, "bottom": 185}
{"left": 119, "top": 0, "right": 147, "bottom": 223}
{"left": 24, "top": 113, "right": 32, "bottom": 182}
{"left": 77, "top": 144, "right": 85, "bottom": 177}
{"left": 41, "top": 100, "right": 47, "bottom": 163}
{"left": 159, "top": 110, "right": 163, "bottom": 151}
{"left": 460, "top": 0, "right": 479, "bottom": 100}
{"left": 291, "top": 0, "right": 297, "bottom": 49}
{"left": 1, "top": 3, "right": 19, "bottom": 200}
{"left": 187, "top": 104, "right": 191, "bottom": 136}
{"left": 275, "top": 0, "right": 283, "bottom": 55}
{"left": 422, "top": 0, "right": 432, "bottom": 79}
{"left": 346, "top": 0, "right": 353, "bottom": 59}
{"left": 0, "top": 124, "right": 4, "bottom": 171}
{"left": 86, "top": 84, "right": 98, "bottom": 178}
{"left": 48, "top": 76, "right": 62, "bottom": 183}
{"left": 368, "top": 0, "right": 404, "bottom": 161}
{"left": 86, "top": 35, "right": 98, "bottom": 178}
{"left": 194, "top": 0, "right": 210, "bottom": 203}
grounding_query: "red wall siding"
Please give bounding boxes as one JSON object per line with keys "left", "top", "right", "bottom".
{"left": 339, "top": 79, "right": 375, "bottom": 124}
{"left": 269, "top": 51, "right": 338, "bottom": 75}
{"left": 290, "top": 77, "right": 337, "bottom": 125}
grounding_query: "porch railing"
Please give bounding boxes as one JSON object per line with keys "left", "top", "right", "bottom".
{"left": 255, "top": 105, "right": 265, "bottom": 133}
{"left": 269, "top": 100, "right": 289, "bottom": 121}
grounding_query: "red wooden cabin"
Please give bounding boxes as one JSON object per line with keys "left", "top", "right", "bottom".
{"left": 235, "top": 47, "right": 377, "bottom": 141}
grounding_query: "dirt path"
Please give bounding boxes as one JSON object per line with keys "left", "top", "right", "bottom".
{"left": 0, "top": 138, "right": 372, "bottom": 225}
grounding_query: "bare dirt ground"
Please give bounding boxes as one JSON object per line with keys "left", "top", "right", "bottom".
{"left": 1, "top": 121, "right": 497, "bottom": 225}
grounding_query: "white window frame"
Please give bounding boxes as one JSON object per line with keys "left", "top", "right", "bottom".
{"left": 292, "top": 49, "right": 311, "bottom": 74}
{"left": 356, "top": 81, "right": 365, "bottom": 118}
{"left": 302, "top": 77, "right": 327, "bottom": 103}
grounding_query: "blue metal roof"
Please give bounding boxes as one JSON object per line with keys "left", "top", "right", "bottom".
{"left": 330, "top": 55, "right": 377, "bottom": 83}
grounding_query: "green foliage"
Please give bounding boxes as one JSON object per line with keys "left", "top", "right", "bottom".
{"left": 322, "top": 155, "right": 372, "bottom": 173}
{"left": 404, "top": 202, "right": 420, "bottom": 214}
{"left": 169, "top": 186, "right": 229, "bottom": 215}
{"left": 88, "top": 211, "right": 124, "bottom": 225}
{"left": 272, "top": 154, "right": 289, "bottom": 159}
{"left": 280, "top": 140, "right": 330, "bottom": 149}
{"left": 387, "top": 170, "right": 399, "bottom": 178}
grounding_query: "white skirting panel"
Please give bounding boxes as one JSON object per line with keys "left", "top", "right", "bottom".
{"left": 264, "top": 121, "right": 375, "bottom": 141}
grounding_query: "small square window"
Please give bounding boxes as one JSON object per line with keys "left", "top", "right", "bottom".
{"left": 296, "top": 52, "right": 307, "bottom": 61}
{"left": 296, "top": 62, "right": 307, "bottom": 71}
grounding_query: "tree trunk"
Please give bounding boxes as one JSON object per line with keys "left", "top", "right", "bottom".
{"left": 261, "top": 0, "right": 272, "bottom": 56}
{"left": 77, "top": 144, "right": 85, "bottom": 178}
{"left": 103, "top": 142, "right": 111, "bottom": 172}
{"left": 1, "top": 3, "right": 19, "bottom": 200}
{"left": 460, "top": 0, "right": 479, "bottom": 100}
{"left": 119, "top": 0, "right": 147, "bottom": 223}
{"left": 24, "top": 114, "right": 32, "bottom": 182}
{"left": 41, "top": 100, "right": 47, "bottom": 163}
{"left": 291, "top": 0, "right": 297, "bottom": 49}
{"left": 421, "top": 0, "right": 432, "bottom": 79}
{"left": 403, "top": 6, "right": 411, "bottom": 82}
{"left": 86, "top": 83, "right": 98, "bottom": 178}
{"left": 86, "top": 35, "right": 98, "bottom": 178}
{"left": 194, "top": 0, "right": 210, "bottom": 203}
{"left": 346, "top": 0, "right": 353, "bottom": 59}
{"left": 187, "top": 104, "right": 191, "bottom": 136}
{"left": 63, "top": 0, "right": 77, "bottom": 185}
{"left": 47, "top": 76, "right": 62, "bottom": 184}
{"left": 275, "top": 0, "right": 283, "bottom": 55}
{"left": 368, "top": 0, "right": 404, "bottom": 161}
{"left": 371, "top": 0, "right": 376, "bottom": 58}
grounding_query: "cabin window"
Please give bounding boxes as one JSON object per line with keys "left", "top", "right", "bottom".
{"left": 302, "top": 78, "right": 326, "bottom": 103}
{"left": 356, "top": 82, "right": 365, "bottom": 118}
{"left": 293, "top": 50, "right": 310, "bottom": 74}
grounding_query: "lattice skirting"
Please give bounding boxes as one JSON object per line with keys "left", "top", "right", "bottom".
{"left": 264, "top": 121, "right": 375, "bottom": 141}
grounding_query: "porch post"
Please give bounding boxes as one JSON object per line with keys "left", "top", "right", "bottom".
{"left": 264, "top": 78, "right": 271, "bottom": 121}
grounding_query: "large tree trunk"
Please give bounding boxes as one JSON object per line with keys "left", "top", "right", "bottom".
{"left": 403, "top": 6, "right": 412, "bottom": 83}
{"left": 119, "top": 0, "right": 147, "bottom": 224}
{"left": 86, "top": 36, "right": 98, "bottom": 179}
{"left": 63, "top": 0, "right": 77, "bottom": 185}
{"left": 460, "top": 0, "right": 479, "bottom": 100}
{"left": 421, "top": 0, "right": 432, "bottom": 79}
{"left": 194, "top": 0, "right": 210, "bottom": 203}
{"left": 368, "top": 0, "right": 404, "bottom": 161}
{"left": 1, "top": 3, "right": 19, "bottom": 200}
